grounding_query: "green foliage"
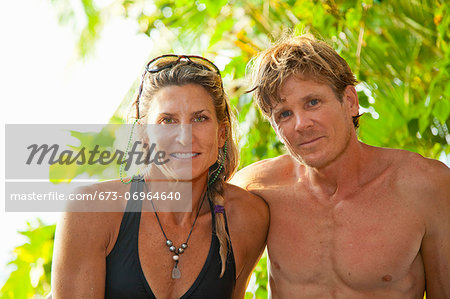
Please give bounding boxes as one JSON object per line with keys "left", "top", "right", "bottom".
{"left": 48, "top": 0, "right": 450, "bottom": 164}
{"left": 49, "top": 124, "right": 125, "bottom": 183}
{"left": 4, "top": 0, "right": 448, "bottom": 297}
{"left": 0, "top": 220, "right": 55, "bottom": 299}
{"left": 112, "top": 0, "right": 449, "bottom": 161}
{"left": 245, "top": 251, "right": 268, "bottom": 299}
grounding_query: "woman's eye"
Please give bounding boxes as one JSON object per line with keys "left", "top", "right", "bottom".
{"left": 161, "top": 118, "right": 175, "bottom": 124}
{"left": 193, "top": 115, "right": 208, "bottom": 122}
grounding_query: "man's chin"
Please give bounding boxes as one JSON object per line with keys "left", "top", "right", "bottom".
{"left": 291, "top": 153, "right": 330, "bottom": 169}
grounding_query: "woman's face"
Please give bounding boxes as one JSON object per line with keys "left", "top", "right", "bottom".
{"left": 145, "top": 83, "right": 225, "bottom": 182}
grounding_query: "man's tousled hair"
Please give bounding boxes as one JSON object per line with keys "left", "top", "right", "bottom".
{"left": 250, "top": 33, "right": 360, "bottom": 128}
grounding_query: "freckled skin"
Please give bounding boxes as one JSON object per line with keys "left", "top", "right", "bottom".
{"left": 232, "top": 77, "right": 450, "bottom": 298}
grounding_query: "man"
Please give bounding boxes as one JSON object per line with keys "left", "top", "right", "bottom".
{"left": 231, "top": 34, "right": 450, "bottom": 298}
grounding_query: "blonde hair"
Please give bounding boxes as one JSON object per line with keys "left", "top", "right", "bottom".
{"left": 132, "top": 61, "right": 238, "bottom": 277}
{"left": 250, "top": 34, "right": 360, "bottom": 127}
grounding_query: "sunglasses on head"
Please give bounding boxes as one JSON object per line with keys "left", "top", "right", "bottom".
{"left": 135, "top": 55, "right": 223, "bottom": 119}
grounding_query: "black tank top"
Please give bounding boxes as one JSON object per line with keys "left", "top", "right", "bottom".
{"left": 105, "top": 178, "right": 236, "bottom": 298}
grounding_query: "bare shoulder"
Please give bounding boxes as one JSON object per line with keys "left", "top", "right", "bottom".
{"left": 221, "top": 183, "right": 269, "bottom": 262}
{"left": 57, "top": 179, "right": 129, "bottom": 249}
{"left": 222, "top": 183, "right": 269, "bottom": 244}
{"left": 372, "top": 147, "right": 450, "bottom": 210}
{"left": 221, "top": 184, "right": 268, "bottom": 293}
{"left": 52, "top": 179, "right": 131, "bottom": 298}
{"left": 230, "top": 154, "right": 296, "bottom": 191}
{"left": 388, "top": 149, "right": 449, "bottom": 194}
{"left": 222, "top": 183, "right": 269, "bottom": 224}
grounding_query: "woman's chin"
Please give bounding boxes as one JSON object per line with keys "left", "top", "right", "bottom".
{"left": 144, "top": 158, "right": 213, "bottom": 182}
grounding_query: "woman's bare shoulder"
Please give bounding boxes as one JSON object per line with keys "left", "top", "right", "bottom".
{"left": 57, "top": 179, "right": 132, "bottom": 250}
{"left": 222, "top": 183, "right": 269, "bottom": 228}
{"left": 52, "top": 180, "right": 133, "bottom": 299}
{"left": 221, "top": 184, "right": 269, "bottom": 267}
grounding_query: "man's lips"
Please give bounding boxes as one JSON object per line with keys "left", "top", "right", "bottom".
{"left": 169, "top": 152, "right": 200, "bottom": 159}
{"left": 299, "top": 137, "right": 324, "bottom": 146}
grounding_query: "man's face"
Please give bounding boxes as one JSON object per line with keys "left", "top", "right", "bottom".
{"left": 271, "top": 75, "right": 358, "bottom": 169}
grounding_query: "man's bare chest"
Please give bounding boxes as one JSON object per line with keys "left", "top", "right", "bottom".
{"left": 263, "top": 184, "right": 425, "bottom": 289}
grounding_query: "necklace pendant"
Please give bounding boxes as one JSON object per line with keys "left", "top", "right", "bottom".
{"left": 172, "top": 262, "right": 181, "bottom": 279}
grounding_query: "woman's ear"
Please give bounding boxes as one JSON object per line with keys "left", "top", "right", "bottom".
{"left": 218, "top": 124, "right": 226, "bottom": 148}
{"left": 135, "top": 120, "right": 150, "bottom": 148}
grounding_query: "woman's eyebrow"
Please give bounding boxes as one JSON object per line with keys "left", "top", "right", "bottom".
{"left": 158, "top": 112, "right": 176, "bottom": 116}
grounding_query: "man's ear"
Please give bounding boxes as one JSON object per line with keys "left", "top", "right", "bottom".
{"left": 343, "top": 85, "right": 359, "bottom": 117}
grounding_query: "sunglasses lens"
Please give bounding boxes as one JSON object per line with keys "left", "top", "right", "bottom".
{"left": 146, "top": 55, "right": 179, "bottom": 73}
{"left": 189, "top": 57, "right": 220, "bottom": 74}
{"left": 146, "top": 55, "right": 221, "bottom": 76}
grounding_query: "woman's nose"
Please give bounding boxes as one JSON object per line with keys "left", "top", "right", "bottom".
{"left": 175, "top": 124, "right": 192, "bottom": 146}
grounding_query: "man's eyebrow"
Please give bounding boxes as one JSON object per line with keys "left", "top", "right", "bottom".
{"left": 300, "top": 93, "right": 322, "bottom": 100}
{"left": 284, "top": 92, "right": 323, "bottom": 103}
{"left": 272, "top": 98, "right": 287, "bottom": 114}
{"left": 192, "top": 109, "right": 211, "bottom": 115}
{"left": 272, "top": 92, "right": 324, "bottom": 113}
{"left": 272, "top": 105, "right": 282, "bottom": 114}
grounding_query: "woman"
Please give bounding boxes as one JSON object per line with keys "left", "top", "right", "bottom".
{"left": 51, "top": 55, "right": 269, "bottom": 298}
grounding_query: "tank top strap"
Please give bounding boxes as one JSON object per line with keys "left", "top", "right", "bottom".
{"left": 108, "top": 176, "right": 144, "bottom": 256}
{"left": 123, "top": 176, "right": 145, "bottom": 213}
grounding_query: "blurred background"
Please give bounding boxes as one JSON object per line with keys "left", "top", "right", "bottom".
{"left": 1, "top": 0, "right": 448, "bottom": 298}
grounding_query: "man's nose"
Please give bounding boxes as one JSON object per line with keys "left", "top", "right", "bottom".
{"left": 175, "top": 124, "right": 192, "bottom": 146}
{"left": 294, "top": 112, "right": 313, "bottom": 131}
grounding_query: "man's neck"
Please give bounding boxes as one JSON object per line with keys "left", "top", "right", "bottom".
{"left": 304, "top": 139, "right": 365, "bottom": 198}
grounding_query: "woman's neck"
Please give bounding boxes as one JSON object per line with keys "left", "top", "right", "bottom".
{"left": 143, "top": 171, "right": 210, "bottom": 225}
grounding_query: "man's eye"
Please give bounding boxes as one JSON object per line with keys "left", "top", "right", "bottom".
{"left": 279, "top": 111, "right": 292, "bottom": 119}
{"left": 308, "top": 99, "right": 319, "bottom": 107}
